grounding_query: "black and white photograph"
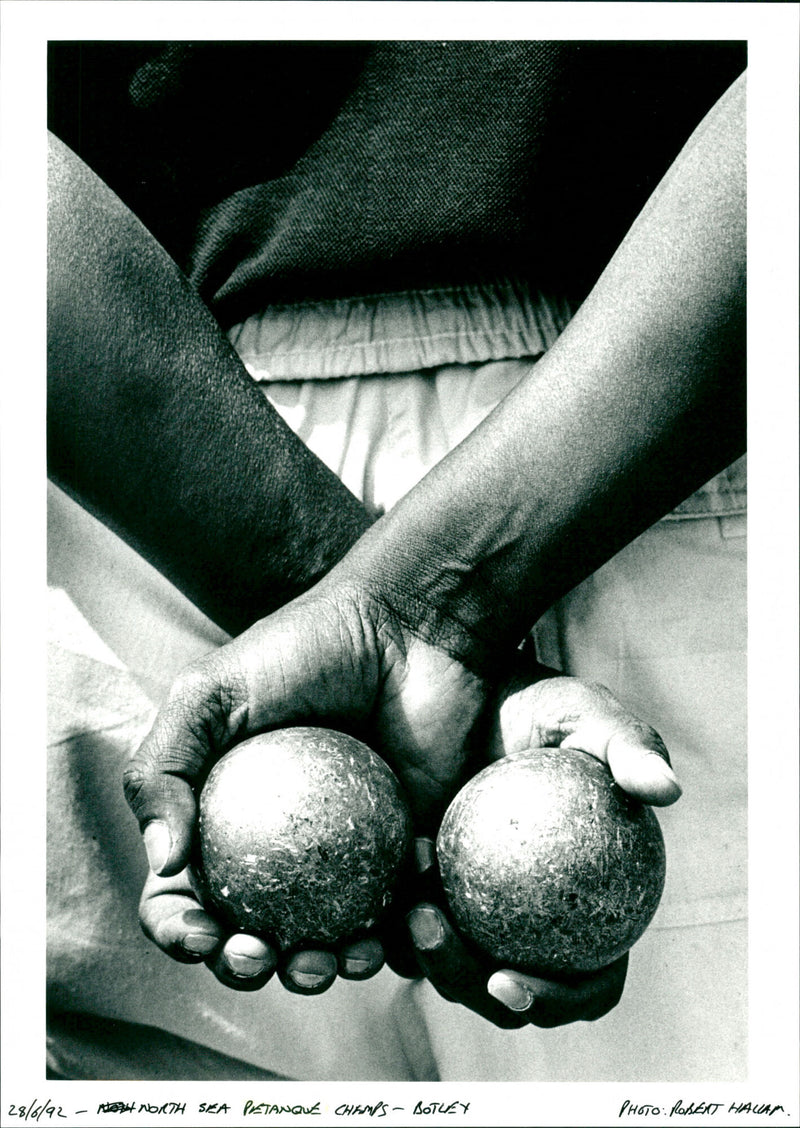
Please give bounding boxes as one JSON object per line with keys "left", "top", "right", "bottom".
{"left": 1, "top": 3, "right": 798, "bottom": 1125}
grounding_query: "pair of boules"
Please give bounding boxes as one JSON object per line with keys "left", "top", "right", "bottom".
{"left": 197, "top": 727, "right": 665, "bottom": 975}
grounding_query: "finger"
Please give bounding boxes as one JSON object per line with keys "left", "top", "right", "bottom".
{"left": 207, "top": 932, "right": 278, "bottom": 992}
{"left": 124, "top": 594, "right": 363, "bottom": 879}
{"left": 406, "top": 903, "right": 528, "bottom": 1030}
{"left": 487, "top": 953, "right": 629, "bottom": 1028}
{"left": 337, "top": 936, "right": 385, "bottom": 981}
{"left": 139, "top": 868, "right": 224, "bottom": 962}
{"left": 379, "top": 837, "right": 439, "bottom": 980}
{"left": 493, "top": 677, "right": 681, "bottom": 806}
{"left": 123, "top": 655, "right": 249, "bottom": 875}
{"left": 278, "top": 949, "right": 338, "bottom": 995}
{"left": 604, "top": 731, "right": 681, "bottom": 806}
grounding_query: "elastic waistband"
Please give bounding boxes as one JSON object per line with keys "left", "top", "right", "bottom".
{"left": 229, "top": 278, "right": 746, "bottom": 519}
{"left": 228, "top": 278, "right": 574, "bottom": 381}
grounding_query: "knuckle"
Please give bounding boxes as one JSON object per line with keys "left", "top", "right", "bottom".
{"left": 581, "top": 678, "right": 613, "bottom": 698}
{"left": 648, "top": 728, "right": 670, "bottom": 762}
{"left": 578, "top": 679, "right": 622, "bottom": 715}
{"left": 167, "top": 660, "right": 215, "bottom": 710}
{"left": 122, "top": 759, "right": 148, "bottom": 808}
{"left": 166, "top": 656, "right": 247, "bottom": 752}
{"left": 552, "top": 676, "right": 611, "bottom": 701}
{"left": 631, "top": 719, "right": 670, "bottom": 761}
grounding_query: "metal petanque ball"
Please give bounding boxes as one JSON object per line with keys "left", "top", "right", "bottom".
{"left": 197, "top": 727, "right": 413, "bottom": 951}
{"left": 436, "top": 747, "right": 666, "bottom": 976}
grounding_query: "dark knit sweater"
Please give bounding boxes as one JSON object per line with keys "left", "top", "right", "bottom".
{"left": 48, "top": 40, "right": 746, "bottom": 327}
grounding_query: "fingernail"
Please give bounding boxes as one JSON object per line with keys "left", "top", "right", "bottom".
{"left": 609, "top": 736, "right": 683, "bottom": 802}
{"left": 342, "top": 956, "right": 371, "bottom": 976}
{"left": 648, "top": 754, "right": 680, "bottom": 781}
{"left": 488, "top": 971, "right": 534, "bottom": 1013}
{"left": 289, "top": 971, "right": 329, "bottom": 989}
{"left": 225, "top": 952, "right": 267, "bottom": 977}
{"left": 143, "top": 820, "right": 172, "bottom": 874}
{"left": 407, "top": 906, "right": 444, "bottom": 951}
{"left": 415, "top": 838, "right": 436, "bottom": 874}
{"left": 642, "top": 753, "right": 682, "bottom": 796}
{"left": 183, "top": 932, "right": 219, "bottom": 956}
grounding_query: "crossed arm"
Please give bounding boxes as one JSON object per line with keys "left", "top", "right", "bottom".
{"left": 49, "top": 72, "right": 744, "bottom": 1028}
{"left": 48, "top": 131, "right": 373, "bottom": 638}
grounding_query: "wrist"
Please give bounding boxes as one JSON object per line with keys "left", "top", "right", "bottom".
{"left": 326, "top": 510, "right": 526, "bottom": 680}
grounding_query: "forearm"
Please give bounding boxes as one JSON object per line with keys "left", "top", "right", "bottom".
{"left": 48, "top": 134, "right": 372, "bottom": 635}
{"left": 339, "top": 74, "right": 746, "bottom": 672}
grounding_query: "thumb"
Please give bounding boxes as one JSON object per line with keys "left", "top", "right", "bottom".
{"left": 122, "top": 762, "right": 197, "bottom": 878}
{"left": 556, "top": 691, "right": 682, "bottom": 806}
{"left": 603, "top": 729, "right": 682, "bottom": 807}
{"left": 123, "top": 657, "right": 245, "bottom": 875}
{"left": 495, "top": 676, "right": 682, "bottom": 807}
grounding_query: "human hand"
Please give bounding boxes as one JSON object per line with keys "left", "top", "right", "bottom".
{"left": 123, "top": 573, "right": 491, "bottom": 993}
{"left": 136, "top": 865, "right": 386, "bottom": 994}
{"left": 401, "top": 674, "right": 680, "bottom": 1028}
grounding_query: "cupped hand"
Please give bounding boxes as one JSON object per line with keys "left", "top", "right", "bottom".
{"left": 398, "top": 674, "right": 681, "bottom": 1027}
{"left": 137, "top": 866, "right": 385, "bottom": 993}
{"left": 489, "top": 672, "right": 681, "bottom": 805}
{"left": 407, "top": 897, "right": 629, "bottom": 1030}
{"left": 123, "top": 575, "right": 491, "bottom": 993}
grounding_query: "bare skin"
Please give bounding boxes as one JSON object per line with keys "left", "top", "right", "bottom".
{"left": 48, "top": 132, "right": 372, "bottom": 637}
{"left": 122, "top": 72, "right": 744, "bottom": 1027}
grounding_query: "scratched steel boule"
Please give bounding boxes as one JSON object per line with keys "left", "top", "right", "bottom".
{"left": 436, "top": 747, "right": 666, "bottom": 975}
{"left": 197, "top": 728, "right": 413, "bottom": 950}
